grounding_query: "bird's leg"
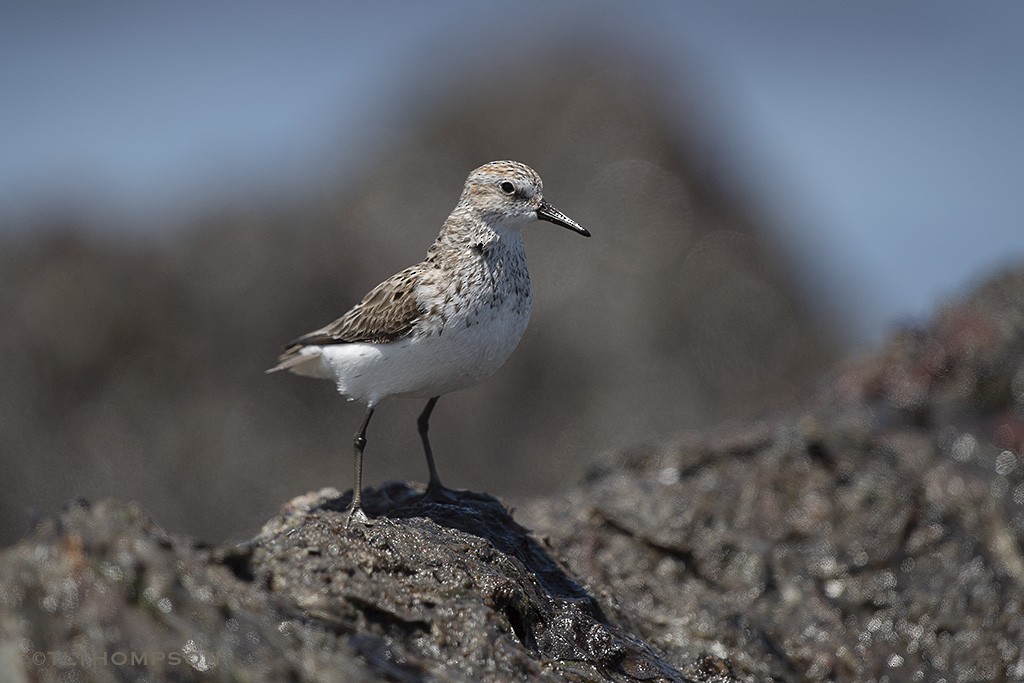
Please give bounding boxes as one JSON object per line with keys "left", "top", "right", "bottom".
{"left": 418, "top": 396, "right": 457, "bottom": 502}
{"left": 346, "top": 406, "right": 375, "bottom": 527}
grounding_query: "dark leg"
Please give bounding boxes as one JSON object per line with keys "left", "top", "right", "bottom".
{"left": 346, "top": 406, "right": 375, "bottom": 527}
{"left": 418, "top": 396, "right": 454, "bottom": 501}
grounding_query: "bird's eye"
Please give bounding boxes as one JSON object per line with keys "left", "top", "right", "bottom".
{"left": 499, "top": 181, "right": 516, "bottom": 195}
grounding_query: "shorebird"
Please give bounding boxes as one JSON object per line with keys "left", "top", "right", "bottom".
{"left": 268, "top": 161, "right": 590, "bottom": 524}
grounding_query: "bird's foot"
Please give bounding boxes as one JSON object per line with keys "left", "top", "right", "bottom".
{"left": 344, "top": 505, "right": 374, "bottom": 528}
{"left": 422, "top": 481, "right": 461, "bottom": 505}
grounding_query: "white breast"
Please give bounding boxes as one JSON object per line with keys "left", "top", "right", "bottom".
{"left": 310, "top": 237, "right": 533, "bottom": 405}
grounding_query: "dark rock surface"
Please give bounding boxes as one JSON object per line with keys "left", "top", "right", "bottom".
{"left": 525, "top": 268, "right": 1024, "bottom": 680}
{"left": 3, "top": 268, "right": 1024, "bottom": 681}
{"left": 0, "top": 489, "right": 714, "bottom": 682}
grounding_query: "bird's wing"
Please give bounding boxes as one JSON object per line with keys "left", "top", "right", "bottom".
{"left": 270, "top": 266, "right": 424, "bottom": 368}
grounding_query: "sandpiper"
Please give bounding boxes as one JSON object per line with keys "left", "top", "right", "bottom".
{"left": 268, "top": 160, "right": 590, "bottom": 525}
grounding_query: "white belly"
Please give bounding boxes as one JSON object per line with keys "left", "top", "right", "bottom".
{"left": 300, "top": 302, "right": 530, "bottom": 406}
{"left": 288, "top": 232, "right": 534, "bottom": 405}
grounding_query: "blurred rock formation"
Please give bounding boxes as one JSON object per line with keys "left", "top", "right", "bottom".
{"left": 0, "top": 65, "right": 838, "bottom": 546}
{"left": 2, "top": 267, "right": 1023, "bottom": 681}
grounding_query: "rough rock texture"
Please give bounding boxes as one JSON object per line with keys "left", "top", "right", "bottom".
{"left": 3, "top": 268, "right": 1024, "bottom": 681}
{"left": 524, "top": 268, "right": 1024, "bottom": 680}
{"left": 0, "top": 490, "right": 718, "bottom": 682}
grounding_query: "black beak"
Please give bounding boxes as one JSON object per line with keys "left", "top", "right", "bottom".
{"left": 537, "top": 201, "right": 591, "bottom": 237}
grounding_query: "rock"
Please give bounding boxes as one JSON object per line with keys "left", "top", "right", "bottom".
{"left": 525, "top": 268, "right": 1024, "bottom": 680}
{"left": 2, "top": 268, "right": 1023, "bottom": 681}
{"left": 0, "top": 489, "right": 711, "bottom": 682}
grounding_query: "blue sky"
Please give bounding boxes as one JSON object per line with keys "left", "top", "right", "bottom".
{"left": 3, "top": 1, "right": 1023, "bottom": 345}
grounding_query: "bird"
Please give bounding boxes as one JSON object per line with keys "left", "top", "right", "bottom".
{"left": 267, "top": 160, "right": 590, "bottom": 525}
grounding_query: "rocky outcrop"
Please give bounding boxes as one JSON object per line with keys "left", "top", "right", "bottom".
{"left": 0, "top": 488, "right": 716, "bottom": 682}
{"left": 524, "top": 268, "right": 1024, "bottom": 680}
{"left": 3, "top": 268, "right": 1023, "bottom": 681}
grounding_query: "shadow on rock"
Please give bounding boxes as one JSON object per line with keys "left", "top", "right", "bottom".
{"left": 328, "top": 482, "right": 601, "bottom": 604}
{"left": 242, "top": 484, "right": 694, "bottom": 681}
{"left": 0, "top": 486, "right": 721, "bottom": 682}
{"left": 5, "top": 268, "right": 1024, "bottom": 681}
{"left": 525, "top": 268, "right": 1024, "bottom": 681}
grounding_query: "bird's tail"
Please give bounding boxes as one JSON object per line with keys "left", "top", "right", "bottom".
{"left": 265, "top": 347, "right": 326, "bottom": 377}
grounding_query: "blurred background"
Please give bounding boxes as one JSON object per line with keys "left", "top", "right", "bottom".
{"left": 2, "top": 1, "right": 1023, "bottom": 547}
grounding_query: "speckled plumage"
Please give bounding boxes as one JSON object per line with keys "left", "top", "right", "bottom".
{"left": 268, "top": 161, "right": 590, "bottom": 524}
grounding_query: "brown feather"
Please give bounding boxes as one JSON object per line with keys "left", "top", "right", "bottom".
{"left": 270, "top": 266, "right": 425, "bottom": 369}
